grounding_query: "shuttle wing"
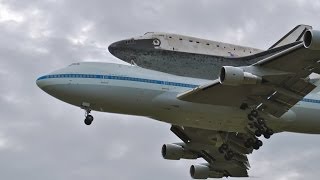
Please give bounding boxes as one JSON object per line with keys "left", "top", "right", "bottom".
{"left": 170, "top": 125, "right": 251, "bottom": 178}
{"left": 178, "top": 42, "right": 320, "bottom": 118}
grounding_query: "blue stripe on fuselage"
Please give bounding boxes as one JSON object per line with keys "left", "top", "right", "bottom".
{"left": 36, "top": 73, "right": 199, "bottom": 88}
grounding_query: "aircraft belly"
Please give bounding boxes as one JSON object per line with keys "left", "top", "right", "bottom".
{"left": 151, "top": 91, "right": 248, "bottom": 132}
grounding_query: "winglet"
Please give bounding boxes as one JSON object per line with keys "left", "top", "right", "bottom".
{"left": 269, "top": 24, "right": 312, "bottom": 49}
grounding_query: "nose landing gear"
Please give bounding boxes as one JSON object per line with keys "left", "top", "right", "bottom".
{"left": 83, "top": 108, "right": 94, "bottom": 125}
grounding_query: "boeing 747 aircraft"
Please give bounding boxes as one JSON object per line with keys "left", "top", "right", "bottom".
{"left": 37, "top": 25, "right": 320, "bottom": 179}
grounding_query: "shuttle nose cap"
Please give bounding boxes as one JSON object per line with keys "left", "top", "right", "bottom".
{"left": 108, "top": 41, "right": 120, "bottom": 55}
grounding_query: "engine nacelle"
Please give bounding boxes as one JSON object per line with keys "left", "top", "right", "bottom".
{"left": 190, "top": 165, "right": 210, "bottom": 179}
{"left": 190, "top": 165, "right": 224, "bottom": 179}
{"left": 303, "top": 30, "right": 320, "bottom": 50}
{"left": 161, "top": 144, "right": 198, "bottom": 160}
{"left": 219, "top": 66, "right": 262, "bottom": 86}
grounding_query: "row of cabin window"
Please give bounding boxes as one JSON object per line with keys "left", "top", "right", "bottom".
{"left": 47, "top": 74, "right": 195, "bottom": 87}
{"left": 304, "top": 99, "right": 320, "bottom": 103}
{"left": 48, "top": 74, "right": 100, "bottom": 78}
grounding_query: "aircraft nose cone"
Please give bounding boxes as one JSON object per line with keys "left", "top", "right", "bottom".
{"left": 36, "top": 75, "right": 47, "bottom": 89}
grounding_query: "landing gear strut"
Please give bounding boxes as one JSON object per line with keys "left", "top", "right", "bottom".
{"left": 84, "top": 109, "right": 94, "bottom": 125}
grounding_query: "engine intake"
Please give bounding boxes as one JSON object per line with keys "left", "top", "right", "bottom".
{"left": 303, "top": 30, "right": 320, "bottom": 50}
{"left": 219, "top": 66, "right": 262, "bottom": 86}
{"left": 190, "top": 165, "right": 224, "bottom": 179}
{"left": 161, "top": 144, "right": 198, "bottom": 160}
{"left": 190, "top": 164, "right": 210, "bottom": 179}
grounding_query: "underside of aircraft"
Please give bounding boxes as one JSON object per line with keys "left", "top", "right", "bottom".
{"left": 37, "top": 24, "right": 320, "bottom": 179}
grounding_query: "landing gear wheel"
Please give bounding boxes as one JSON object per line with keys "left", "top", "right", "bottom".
{"left": 255, "top": 129, "right": 262, "bottom": 137}
{"left": 226, "top": 150, "right": 234, "bottom": 159}
{"left": 224, "top": 151, "right": 234, "bottom": 161}
{"left": 221, "top": 144, "right": 229, "bottom": 151}
{"left": 257, "top": 117, "right": 265, "bottom": 125}
{"left": 263, "top": 133, "right": 271, "bottom": 139}
{"left": 256, "top": 139, "right": 263, "bottom": 147}
{"left": 266, "top": 128, "right": 274, "bottom": 136}
{"left": 251, "top": 110, "right": 258, "bottom": 117}
{"left": 247, "top": 114, "right": 255, "bottom": 121}
{"left": 84, "top": 115, "right": 94, "bottom": 125}
{"left": 252, "top": 143, "right": 260, "bottom": 150}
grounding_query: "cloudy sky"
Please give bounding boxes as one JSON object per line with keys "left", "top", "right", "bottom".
{"left": 1, "top": 0, "right": 320, "bottom": 179}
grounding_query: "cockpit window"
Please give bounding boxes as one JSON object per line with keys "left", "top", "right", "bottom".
{"left": 125, "top": 39, "right": 135, "bottom": 44}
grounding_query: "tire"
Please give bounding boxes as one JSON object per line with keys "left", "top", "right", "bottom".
{"left": 256, "top": 140, "right": 263, "bottom": 147}
{"left": 255, "top": 130, "right": 262, "bottom": 137}
{"left": 221, "top": 144, "right": 228, "bottom": 150}
{"left": 247, "top": 114, "right": 255, "bottom": 121}
{"left": 257, "top": 118, "right": 265, "bottom": 125}
{"left": 84, "top": 118, "right": 92, "bottom": 125}
{"left": 263, "top": 133, "right": 271, "bottom": 139}
{"left": 253, "top": 143, "right": 260, "bottom": 150}
{"left": 266, "top": 129, "right": 274, "bottom": 136}
{"left": 84, "top": 115, "right": 94, "bottom": 125}
{"left": 226, "top": 150, "right": 234, "bottom": 158}
{"left": 87, "top": 115, "right": 94, "bottom": 121}
{"left": 251, "top": 110, "right": 258, "bottom": 117}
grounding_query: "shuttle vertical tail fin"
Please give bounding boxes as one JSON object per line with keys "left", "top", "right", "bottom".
{"left": 269, "top": 24, "right": 312, "bottom": 49}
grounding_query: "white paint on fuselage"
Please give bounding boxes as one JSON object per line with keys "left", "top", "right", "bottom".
{"left": 135, "top": 32, "right": 262, "bottom": 57}
{"left": 36, "top": 62, "right": 320, "bottom": 134}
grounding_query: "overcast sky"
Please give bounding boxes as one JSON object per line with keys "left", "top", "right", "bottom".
{"left": 1, "top": 0, "right": 320, "bottom": 179}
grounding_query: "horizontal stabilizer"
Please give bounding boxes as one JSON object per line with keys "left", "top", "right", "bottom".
{"left": 269, "top": 24, "right": 312, "bottom": 49}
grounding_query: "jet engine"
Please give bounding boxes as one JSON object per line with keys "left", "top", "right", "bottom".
{"left": 190, "top": 165, "right": 224, "bottom": 179}
{"left": 303, "top": 30, "right": 320, "bottom": 50}
{"left": 219, "top": 66, "right": 262, "bottom": 86}
{"left": 161, "top": 144, "right": 198, "bottom": 160}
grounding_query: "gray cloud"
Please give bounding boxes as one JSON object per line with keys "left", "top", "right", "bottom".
{"left": 1, "top": 0, "right": 320, "bottom": 179}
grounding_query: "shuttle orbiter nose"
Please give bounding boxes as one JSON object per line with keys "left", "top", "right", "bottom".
{"left": 108, "top": 40, "right": 126, "bottom": 55}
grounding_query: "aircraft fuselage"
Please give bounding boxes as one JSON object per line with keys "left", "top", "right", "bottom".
{"left": 36, "top": 62, "right": 320, "bottom": 134}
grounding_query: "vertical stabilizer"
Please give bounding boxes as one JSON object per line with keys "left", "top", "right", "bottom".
{"left": 269, "top": 24, "right": 312, "bottom": 49}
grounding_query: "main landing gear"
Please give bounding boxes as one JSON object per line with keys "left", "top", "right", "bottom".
{"left": 218, "top": 143, "right": 234, "bottom": 161}
{"left": 242, "top": 106, "right": 274, "bottom": 150}
{"left": 84, "top": 108, "right": 94, "bottom": 125}
{"left": 247, "top": 110, "right": 274, "bottom": 139}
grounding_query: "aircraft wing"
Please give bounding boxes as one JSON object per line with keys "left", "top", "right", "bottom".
{"left": 178, "top": 42, "right": 320, "bottom": 118}
{"left": 169, "top": 125, "right": 252, "bottom": 178}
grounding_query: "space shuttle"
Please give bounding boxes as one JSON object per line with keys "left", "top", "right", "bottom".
{"left": 108, "top": 25, "right": 311, "bottom": 79}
